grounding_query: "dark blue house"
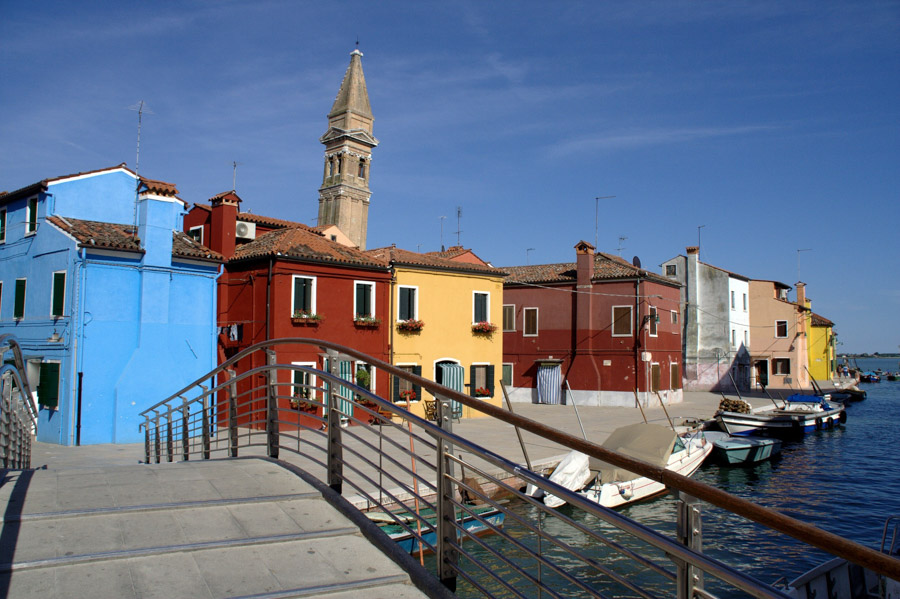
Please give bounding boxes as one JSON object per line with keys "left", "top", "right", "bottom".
{"left": 0, "top": 165, "right": 222, "bottom": 444}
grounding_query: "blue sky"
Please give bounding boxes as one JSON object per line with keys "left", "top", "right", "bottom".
{"left": 2, "top": 1, "right": 898, "bottom": 353}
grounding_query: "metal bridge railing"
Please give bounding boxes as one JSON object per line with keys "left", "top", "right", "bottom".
{"left": 139, "top": 338, "right": 899, "bottom": 598}
{"left": 0, "top": 334, "right": 38, "bottom": 469}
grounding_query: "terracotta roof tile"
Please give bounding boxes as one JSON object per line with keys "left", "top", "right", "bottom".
{"left": 139, "top": 177, "right": 179, "bottom": 197}
{"left": 503, "top": 251, "right": 675, "bottom": 286}
{"left": 811, "top": 312, "right": 834, "bottom": 327}
{"left": 191, "top": 202, "right": 316, "bottom": 232}
{"left": 232, "top": 227, "right": 387, "bottom": 268}
{"left": 366, "top": 245, "right": 505, "bottom": 276}
{"left": 47, "top": 215, "right": 223, "bottom": 262}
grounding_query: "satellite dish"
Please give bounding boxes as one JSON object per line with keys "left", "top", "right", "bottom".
{"left": 632, "top": 256, "right": 642, "bottom": 268}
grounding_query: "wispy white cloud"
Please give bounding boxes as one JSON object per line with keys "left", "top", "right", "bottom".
{"left": 546, "top": 124, "right": 779, "bottom": 157}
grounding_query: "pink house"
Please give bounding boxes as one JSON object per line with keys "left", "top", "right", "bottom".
{"left": 748, "top": 280, "right": 811, "bottom": 391}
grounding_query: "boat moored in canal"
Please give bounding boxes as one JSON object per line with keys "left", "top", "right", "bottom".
{"left": 716, "top": 394, "right": 846, "bottom": 438}
{"left": 367, "top": 504, "right": 505, "bottom": 555}
{"left": 703, "top": 431, "right": 782, "bottom": 466}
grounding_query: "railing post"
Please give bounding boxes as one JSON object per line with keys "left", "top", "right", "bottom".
{"left": 201, "top": 385, "right": 211, "bottom": 460}
{"left": 326, "top": 352, "right": 343, "bottom": 493}
{"left": 436, "top": 433, "right": 459, "bottom": 592}
{"left": 227, "top": 369, "right": 238, "bottom": 458}
{"left": 265, "top": 349, "right": 279, "bottom": 459}
{"left": 676, "top": 491, "right": 704, "bottom": 599}
{"left": 143, "top": 418, "right": 151, "bottom": 464}
{"left": 180, "top": 396, "right": 190, "bottom": 461}
{"left": 166, "top": 409, "right": 174, "bottom": 463}
{"left": 152, "top": 410, "right": 161, "bottom": 464}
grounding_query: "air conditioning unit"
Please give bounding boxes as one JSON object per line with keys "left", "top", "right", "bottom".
{"left": 235, "top": 221, "right": 256, "bottom": 240}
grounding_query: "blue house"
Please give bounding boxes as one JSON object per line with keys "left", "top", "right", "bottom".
{"left": 0, "top": 165, "right": 222, "bottom": 445}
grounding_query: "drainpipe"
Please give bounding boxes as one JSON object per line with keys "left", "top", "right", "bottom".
{"left": 634, "top": 277, "right": 641, "bottom": 407}
{"left": 266, "top": 258, "right": 273, "bottom": 341}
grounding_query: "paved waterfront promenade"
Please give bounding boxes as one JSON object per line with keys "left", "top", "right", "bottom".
{"left": 0, "top": 391, "right": 741, "bottom": 598}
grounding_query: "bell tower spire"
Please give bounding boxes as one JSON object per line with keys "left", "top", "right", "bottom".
{"left": 317, "top": 48, "right": 378, "bottom": 250}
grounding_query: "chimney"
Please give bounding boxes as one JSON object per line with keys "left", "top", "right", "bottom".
{"left": 795, "top": 282, "right": 807, "bottom": 307}
{"left": 136, "top": 179, "right": 178, "bottom": 267}
{"left": 575, "top": 240, "right": 595, "bottom": 287}
{"left": 210, "top": 191, "right": 241, "bottom": 259}
{"left": 574, "top": 241, "right": 595, "bottom": 355}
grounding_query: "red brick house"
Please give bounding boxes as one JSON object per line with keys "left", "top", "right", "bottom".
{"left": 183, "top": 192, "right": 392, "bottom": 425}
{"left": 502, "top": 241, "right": 684, "bottom": 407}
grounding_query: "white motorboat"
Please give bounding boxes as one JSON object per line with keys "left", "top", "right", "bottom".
{"left": 542, "top": 423, "right": 712, "bottom": 509}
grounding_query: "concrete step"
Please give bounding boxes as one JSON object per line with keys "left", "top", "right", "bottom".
{"left": 0, "top": 458, "right": 431, "bottom": 599}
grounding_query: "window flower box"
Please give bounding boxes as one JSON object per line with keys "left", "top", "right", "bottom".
{"left": 397, "top": 319, "right": 425, "bottom": 332}
{"left": 472, "top": 321, "right": 498, "bottom": 334}
{"left": 399, "top": 389, "right": 417, "bottom": 401}
{"left": 474, "top": 387, "right": 492, "bottom": 398}
{"left": 291, "top": 312, "right": 322, "bottom": 325}
{"left": 353, "top": 316, "right": 381, "bottom": 328}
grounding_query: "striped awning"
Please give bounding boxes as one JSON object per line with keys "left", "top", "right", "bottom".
{"left": 439, "top": 363, "right": 464, "bottom": 419}
{"left": 537, "top": 364, "right": 562, "bottom": 405}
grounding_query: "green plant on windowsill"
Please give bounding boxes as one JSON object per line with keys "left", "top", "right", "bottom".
{"left": 291, "top": 311, "right": 322, "bottom": 324}
{"left": 397, "top": 319, "right": 424, "bottom": 332}
{"left": 353, "top": 315, "right": 381, "bottom": 327}
{"left": 473, "top": 387, "right": 492, "bottom": 397}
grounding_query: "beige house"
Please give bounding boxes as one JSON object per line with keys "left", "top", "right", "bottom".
{"left": 748, "top": 280, "right": 812, "bottom": 391}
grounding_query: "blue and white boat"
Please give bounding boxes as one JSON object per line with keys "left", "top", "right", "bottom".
{"left": 368, "top": 505, "right": 505, "bottom": 555}
{"left": 716, "top": 395, "right": 846, "bottom": 438}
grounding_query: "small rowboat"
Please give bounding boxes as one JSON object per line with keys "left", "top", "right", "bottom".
{"left": 703, "top": 431, "right": 781, "bottom": 466}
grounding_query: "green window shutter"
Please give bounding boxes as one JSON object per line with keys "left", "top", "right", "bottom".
{"left": 52, "top": 272, "right": 66, "bottom": 317}
{"left": 392, "top": 372, "right": 401, "bottom": 401}
{"left": 294, "top": 278, "right": 312, "bottom": 313}
{"left": 14, "top": 279, "right": 26, "bottom": 319}
{"left": 399, "top": 288, "right": 414, "bottom": 320}
{"left": 38, "top": 362, "right": 60, "bottom": 409}
{"left": 501, "top": 364, "right": 512, "bottom": 386}
{"left": 487, "top": 365, "right": 495, "bottom": 395}
{"left": 356, "top": 283, "right": 371, "bottom": 316}
{"left": 27, "top": 198, "right": 38, "bottom": 233}
{"left": 474, "top": 293, "right": 487, "bottom": 322}
{"left": 0, "top": 210, "right": 6, "bottom": 242}
{"left": 469, "top": 364, "right": 476, "bottom": 396}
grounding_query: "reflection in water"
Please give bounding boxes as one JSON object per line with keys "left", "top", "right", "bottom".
{"left": 458, "top": 373, "right": 899, "bottom": 598}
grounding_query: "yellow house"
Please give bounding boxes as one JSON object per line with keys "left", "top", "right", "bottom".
{"left": 366, "top": 246, "right": 505, "bottom": 420}
{"left": 808, "top": 312, "right": 836, "bottom": 382}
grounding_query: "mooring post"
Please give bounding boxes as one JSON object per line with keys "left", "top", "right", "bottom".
{"left": 676, "top": 491, "right": 704, "bottom": 599}
{"left": 227, "top": 369, "right": 238, "bottom": 458}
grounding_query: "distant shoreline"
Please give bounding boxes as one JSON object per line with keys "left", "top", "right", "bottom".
{"left": 839, "top": 354, "right": 899, "bottom": 359}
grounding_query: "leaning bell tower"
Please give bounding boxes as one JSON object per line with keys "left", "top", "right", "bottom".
{"left": 317, "top": 49, "right": 379, "bottom": 250}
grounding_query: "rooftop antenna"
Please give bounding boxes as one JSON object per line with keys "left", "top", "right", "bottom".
{"left": 594, "top": 196, "right": 615, "bottom": 249}
{"left": 440, "top": 216, "right": 446, "bottom": 251}
{"left": 617, "top": 236, "right": 628, "bottom": 256}
{"left": 455, "top": 206, "right": 462, "bottom": 246}
{"left": 232, "top": 161, "right": 242, "bottom": 191}
{"left": 526, "top": 247, "right": 535, "bottom": 265}
{"left": 697, "top": 224, "right": 706, "bottom": 255}
{"left": 128, "top": 100, "right": 154, "bottom": 236}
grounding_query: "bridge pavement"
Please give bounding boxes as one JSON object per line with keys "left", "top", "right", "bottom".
{"left": 0, "top": 391, "right": 733, "bottom": 598}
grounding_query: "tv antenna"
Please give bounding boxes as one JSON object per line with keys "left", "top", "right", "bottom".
{"left": 526, "top": 248, "right": 535, "bottom": 265}
{"left": 455, "top": 206, "right": 462, "bottom": 246}
{"left": 440, "top": 216, "right": 447, "bottom": 251}
{"left": 616, "top": 236, "right": 628, "bottom": 255}
{"left": 232, "top": 161, "right": 243, "bottom": 191}
{"left": 128, "top": 100, "right": 154, "bottom": 235}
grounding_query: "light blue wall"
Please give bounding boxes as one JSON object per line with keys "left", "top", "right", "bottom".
{"left": 1, "top": 168, "right": 220, "bottom": 445}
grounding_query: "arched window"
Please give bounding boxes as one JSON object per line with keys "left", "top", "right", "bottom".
{"left": 327, "top": 159, "right": 334, "bottom": 177}
{"left": 358, "top": 158, "right": 366, "bottom": 179}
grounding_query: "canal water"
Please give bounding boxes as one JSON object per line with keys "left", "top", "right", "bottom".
{"left": 459, "top": 357, "right": 899, "bottom": 597}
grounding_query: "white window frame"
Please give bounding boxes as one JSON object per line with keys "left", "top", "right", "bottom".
{"left": 730, "top": 290, "right": 735, "bottom": 310}
{"left": 353, "top": 280, "right": 376, "bottom": 318}
{"left": 611, "top": 305, "right": 633, "bottom": 337}
{"left": 501, "top": 362, "right": 514, "bottom": 386}
{"left": 291, "top": 361, "right": 317, "bottom": 400}
{"left": 649, "top": 306, "right": 658, "bottom": 337}
{"left": 775, "top": 319, "right": 788, "bottom": 338}
{"left": 731, "top": 329, "right": 737, "bottom": 348}
{"left": 397, "top": 285, "right": 418, "bottom": 321}
{"left": 772, "top": 357, "right": 791, "bottom": 375}
{"left": 671, "top": 310, "right": 678, "bottom": 324}
{"left": 354, "top": 361, "right": 375, "bottom": 394}
{"left": 291, "top": 275, "right": 317, "bottom": 316}
{"left": 188, "top": 225, "right": 204, "bottom": 245}
{"left": 26, "top": 196, "right": 38, "bottom": 235}
{"left": 472, "top": 291, "right": 490, "bottom": 324}
{"left": 742, "top": 293, "right": 748, "bottom": 312}
{"left": 50, "top": 270, "right": 66, "bottom": 318}
{"left": 523, "top": 307, "right": 539, "bottom": 337}
{"left": 502, "top": 304, "right": 515, "bottom": 332}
